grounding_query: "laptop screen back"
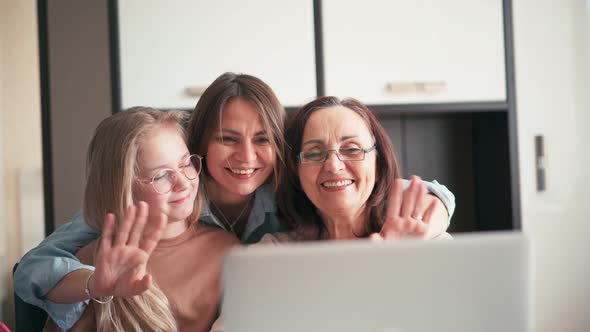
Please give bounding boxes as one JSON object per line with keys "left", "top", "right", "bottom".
{"left": 222, "top": 232, "right": 529, "bottom": 332}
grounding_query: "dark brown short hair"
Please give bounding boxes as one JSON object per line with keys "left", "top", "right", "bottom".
{"left": 277, "top": 96, "right": 400, "bottom": 239}
{"left": 187, "top": 72, "right": 287, "bottom": 190}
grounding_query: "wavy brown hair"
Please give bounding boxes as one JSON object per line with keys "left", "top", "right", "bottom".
{"left": 277, "top": 97, "right": 400, "bottom": 239}
{"left": 84, "top": 107, "right": 201, "bottom": 332}
{"left": 187, "top": 72, "right": 287, "bottom": 191}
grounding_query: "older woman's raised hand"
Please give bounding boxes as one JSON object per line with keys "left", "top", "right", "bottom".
{"left": 88, "top": 201, "right": 166, "bottom": 299}
{"left": 377, "top": 175, "right": 438, "bottom": 240}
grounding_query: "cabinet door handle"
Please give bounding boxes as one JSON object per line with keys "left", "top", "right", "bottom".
{"left": 184, "top": 86, "right": 208, "bottom": 97}
{"left": 385, "top": 81, "right": 446, "bottom": 94}
{"left": 535, "top": 135, "right": 546, "bottom": 191}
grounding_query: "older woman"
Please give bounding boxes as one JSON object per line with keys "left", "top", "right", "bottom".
{"left": 271, "top": 96, "right": 452, "bottom": 242}
{"left": 210, "top": 96, "right": 452, "bottom": 332}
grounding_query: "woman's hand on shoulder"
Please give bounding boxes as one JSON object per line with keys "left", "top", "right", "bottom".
{"left": 89, "top": 201, "right": 166, "bottom": 298}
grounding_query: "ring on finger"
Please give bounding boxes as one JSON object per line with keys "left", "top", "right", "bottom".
{"left": 412, "top": 215, "right": 423, "bottom": 221}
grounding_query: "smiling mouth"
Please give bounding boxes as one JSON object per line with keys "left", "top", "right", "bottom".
{"left": 321, "top": 179, "right": 354, "bottom": 188}
{"left": 170, "top": 194, "right": 190, "bottom": 204}
{"left": 227, "top": 168, "right": 256, "bottom": 175}
{"left": 225, "top": 167, "right": 259, "bottom": 178}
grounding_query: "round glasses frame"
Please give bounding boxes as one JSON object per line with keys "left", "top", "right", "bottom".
{"left": 139, "top": 154, "right": 203, "bottom": 194}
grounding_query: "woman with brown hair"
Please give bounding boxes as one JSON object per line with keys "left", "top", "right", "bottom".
{"left": 209, "top": 97, "right": 452, "bottom": 332}
{"left": 269, "top": 96, "right": 452, "bottom": 242}
{"left": 15, "top": 74, "right": 455, "bottom": 331}
{"left": 187, "top": 74, "right": 451, "bottom": 242}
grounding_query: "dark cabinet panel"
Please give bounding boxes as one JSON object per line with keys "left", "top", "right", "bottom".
{"left": 378, "top": 116, "right": 404, "bottom": 168}
{"left": 377, "top": 111, "right": 512, "bottom": 233}
{"left": 403, "top": 114, "right": 476, "bottom": 232}
{"left": 472, "top": 112, "right": 513, "bottom": 231}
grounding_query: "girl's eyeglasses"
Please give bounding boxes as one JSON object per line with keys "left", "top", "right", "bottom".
{"left": 139, "top": 154, "right": 202, "bottom": 194}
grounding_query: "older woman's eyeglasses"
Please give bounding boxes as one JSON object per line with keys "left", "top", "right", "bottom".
{"left": 298, "top": 144, "right": 377, "bottom": 164}
{"left": 140, "top": 154, "right": 202, "bottom": 194}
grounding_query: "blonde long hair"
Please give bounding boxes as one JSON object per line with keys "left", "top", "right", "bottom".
{"left": 83, "top": 107, "right": 201, "bottom": 332}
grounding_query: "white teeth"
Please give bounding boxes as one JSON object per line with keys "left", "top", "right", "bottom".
{"left": 322, "top": 180, "right": 353, "bottom": 188}
{"left": 230, "top": 168, "right": 255, "bottom": 175}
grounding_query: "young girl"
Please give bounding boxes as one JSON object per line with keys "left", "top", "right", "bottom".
{"left": 43, "top": 108, "right": 238, "bottom": 331}
{"left": 15, "top": 73, "right": 456, "bottom": 331}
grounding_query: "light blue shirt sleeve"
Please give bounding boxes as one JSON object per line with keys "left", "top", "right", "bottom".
{"left": 402, "top": 179, "right": 456, "bottom": 224}
{"left": 13, "top": 211, "right": 100, "bottom": 331}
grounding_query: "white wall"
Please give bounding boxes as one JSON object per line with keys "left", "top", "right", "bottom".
{"left": 0, "top": 1, "right": 5, "bottom": 323}
{"left": 513, "top": 1, "right": 590, "bottom": 330}
{"left": 0, "top": 2, "right": 110, "bottom": 328}
{"left": 513, "top": 0, "right": 590, "bottom": 229}
{"left": 0, "top": 0, "right": 43, "bottom": 328}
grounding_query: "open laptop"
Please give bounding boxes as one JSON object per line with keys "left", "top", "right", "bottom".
{"left": 221, "top": 232, "right": 529, "bottom": 332}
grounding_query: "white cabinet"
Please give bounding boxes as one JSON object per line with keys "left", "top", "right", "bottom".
{"left": 322, "top": 0, "right": 506, "bottom": 104}
{"left": 512, "top": 0, "right": 590, "bottom": 232}
{"left": 118, "top": 0, "right": 316, "bottom": 109}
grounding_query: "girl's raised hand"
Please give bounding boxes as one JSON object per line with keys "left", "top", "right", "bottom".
{"left": 89, "top": 201, "right": 166, "bottom": 298}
